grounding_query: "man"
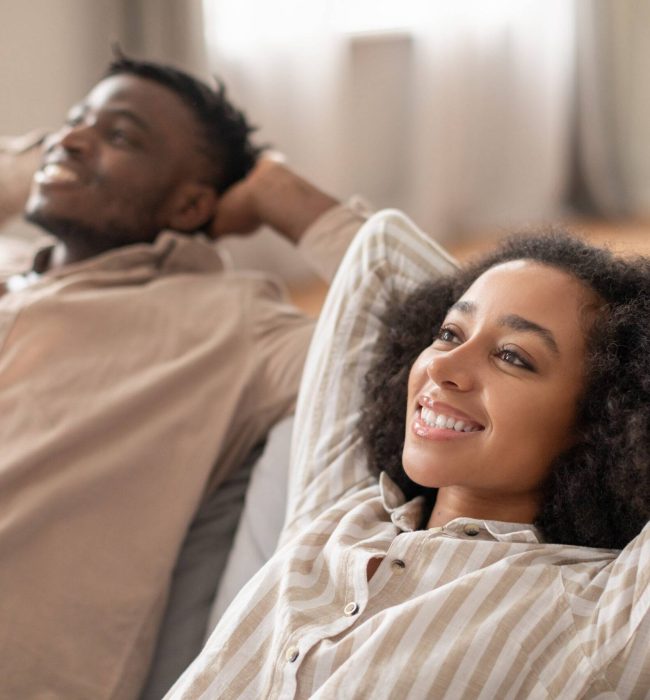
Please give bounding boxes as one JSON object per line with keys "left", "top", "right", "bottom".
{"left": 0, "top": 56, "right": 366, "bottom": 699}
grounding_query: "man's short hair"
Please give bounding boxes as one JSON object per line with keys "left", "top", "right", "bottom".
{"left": 106, "top": 55, "right": 262, "bottom": 194}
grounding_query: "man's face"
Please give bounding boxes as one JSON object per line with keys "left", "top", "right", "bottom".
{"left": 26, "top": 74, "right": 212, "bottom": 256}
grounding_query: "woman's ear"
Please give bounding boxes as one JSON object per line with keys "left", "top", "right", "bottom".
{"left": 166, "top": 182, "right": 219, "bottom": 233}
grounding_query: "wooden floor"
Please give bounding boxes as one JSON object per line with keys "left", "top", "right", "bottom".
{"left": 290, "top": 217, "right": 650, "bottom": 317}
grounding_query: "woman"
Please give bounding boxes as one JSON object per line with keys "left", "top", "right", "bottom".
{"left": 364, "top": 226, "right": 650, "bottom": 551}
{"left": 169, "top": 210, "right": 649, "bottom": 699}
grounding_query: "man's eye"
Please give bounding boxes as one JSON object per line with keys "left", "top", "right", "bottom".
{"left": 65, "top": 115, "right": 83, "bottom": 128}
{"left": 108, "top": 128, "right": 131, "bottom": 146}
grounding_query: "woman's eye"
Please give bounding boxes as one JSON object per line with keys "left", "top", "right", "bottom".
{"left": 435, "top": 326, "right": 461, "bottom": 345}
{"left": 496, "top": 347, "right": 534, "bottom": 371}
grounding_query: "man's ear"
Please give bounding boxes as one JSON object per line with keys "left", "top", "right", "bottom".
{"left": 166, "top": 182, "right": 219, "bottom": 233}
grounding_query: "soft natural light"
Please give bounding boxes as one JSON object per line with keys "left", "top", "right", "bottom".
{"left": 202, "top": 0, "right": 321, "bottom": 58}
{"left": 330, "top": 0, "right": 424, "bottom": 34}
{"left": 202, "top": 0, "right": 539, "bottom": 58}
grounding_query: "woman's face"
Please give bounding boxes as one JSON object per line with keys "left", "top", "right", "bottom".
{"left": 403, "top": 260, "right": 599, "bottom": 521}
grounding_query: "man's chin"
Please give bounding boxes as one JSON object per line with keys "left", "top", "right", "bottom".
{"left": 24, "top": 206, "right": 162, "bottom": 260}
{"left": 25, "top": 206, "right": 102, "bottom": 243}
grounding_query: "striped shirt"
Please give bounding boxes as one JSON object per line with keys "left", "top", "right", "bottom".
{"left": 167, "top": 210, "right": 650, "bottom": 699}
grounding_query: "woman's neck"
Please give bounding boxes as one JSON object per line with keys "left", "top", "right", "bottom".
{"left": 427, "top": 486, "right": 542, "bottom": 529}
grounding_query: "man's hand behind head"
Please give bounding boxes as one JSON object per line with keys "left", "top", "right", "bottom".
{"left": 209, "top": 156, "right": 339, "bottom": 245}
{"left": 208, "top": 156, "right": 282, "bottom": 239}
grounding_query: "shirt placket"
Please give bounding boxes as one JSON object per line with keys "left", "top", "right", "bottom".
{"left": 272, "top": 532, "right": 389, "bottom": 698}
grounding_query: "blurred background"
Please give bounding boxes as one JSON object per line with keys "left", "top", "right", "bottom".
{"left": 1, "top": 0, "right": 649, "bottom": 295}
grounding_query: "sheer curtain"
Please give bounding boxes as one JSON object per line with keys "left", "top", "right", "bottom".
{"left": 120, "top": 0, "right": 208, "bottom": 77}
{"left": 202, "top": 0, "right": 576, "bottom": 243}
{"left": 573, "top": 0, "right": 650, "bottom": 218}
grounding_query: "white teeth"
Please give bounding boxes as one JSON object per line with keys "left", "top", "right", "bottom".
{"left": 420, "top": 406, "right": 480, "bottom": 433}
{"left": 421, "top": 407, "right": 434, "bottom": 425}
{"left": 34, "top": 163, "right": 80, "bottom": 185}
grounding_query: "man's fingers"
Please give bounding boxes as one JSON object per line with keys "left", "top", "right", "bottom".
{"left": 0, "top": 129, "right": 48, "bottom": 154}
{"left": 260, "top": 150, "right": 287, "bottom": 164}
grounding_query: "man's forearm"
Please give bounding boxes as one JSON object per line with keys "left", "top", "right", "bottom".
{"left": 0, "top": 131, "right": 45, "bottom": 228}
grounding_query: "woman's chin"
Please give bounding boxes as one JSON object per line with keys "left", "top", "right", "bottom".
{"left": 401, "top": 457, "right": 446, "bottom": 490}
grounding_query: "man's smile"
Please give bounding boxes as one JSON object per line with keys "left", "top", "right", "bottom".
{"left": 34, "top": 162, "right": 85, "bottom": 186}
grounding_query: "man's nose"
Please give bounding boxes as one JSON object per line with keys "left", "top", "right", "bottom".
{"left": 46, "top": 123, "right": 95, "bottom": 157}
{"left": 426, "top": 346, "right": 477, "bottom": 392}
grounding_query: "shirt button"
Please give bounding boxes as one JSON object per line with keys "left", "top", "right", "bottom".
{"left": 464, "top": 523, "right": 480, "bottom": 537}
{"left": 391, "top": 559, "right": 406, "bottom": 573}
{"left": 285, "top": 646, "right": 299, "bottom": 662}
{"left": 344, "top": 601, "right": 360, "bottom": 616}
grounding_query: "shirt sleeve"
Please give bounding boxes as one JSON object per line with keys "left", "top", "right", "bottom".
{"left": 297, "top": 196, "right": 372, "bottom": 282}
{"left": 591, "top": 520, "right": 650, "bottom": 694}
{"left": 238, "top": 199, "right": 372, "bottom": 432}
{"left": 282, "top": 209, "right": 459, "bottom": 539}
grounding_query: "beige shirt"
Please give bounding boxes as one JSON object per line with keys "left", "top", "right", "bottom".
{"left": 168, "top": 210, "right": 650, "bottom": 699}
{"left": 0, "top": 204, "right": 363, "bottom": 700}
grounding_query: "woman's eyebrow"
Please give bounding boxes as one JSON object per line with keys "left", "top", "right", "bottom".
{"left": 448, "top": 301, "right": 559, "bottom": 354}
{"left": 449, "top": 300, "right": 475, "bottom": 314}
{"left": 499, "top": 314, "right": 559, "bottom": 355}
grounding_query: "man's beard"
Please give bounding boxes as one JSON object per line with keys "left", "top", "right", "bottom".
{"left": 25, "top": 208, "right": 157, "bottom": 257}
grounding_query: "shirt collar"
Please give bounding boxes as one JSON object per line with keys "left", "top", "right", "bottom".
{"left": 22, "top": 231, "right": 227, "bottom": 283}
{"left": 378, "top": 471, "right": 543, "bottom": 543}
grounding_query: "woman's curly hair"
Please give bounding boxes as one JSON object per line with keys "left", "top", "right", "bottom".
{"left": 360, "top": 230, "right": 650, "bottom": 549}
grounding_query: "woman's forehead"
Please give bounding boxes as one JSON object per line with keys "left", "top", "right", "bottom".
{"left": 463, "top": 259, "right": 591, "bottom": 301}
{"left": 456, "top": 260, "right": 600, "bottom": 336}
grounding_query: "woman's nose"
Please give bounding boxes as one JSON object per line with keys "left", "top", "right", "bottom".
{"left": 426, "top": 348, "right": 476, "bottom": 392}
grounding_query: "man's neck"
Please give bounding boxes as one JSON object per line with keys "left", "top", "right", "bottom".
{"left": 45, "top": 237, "right": 139, "bottom": 271}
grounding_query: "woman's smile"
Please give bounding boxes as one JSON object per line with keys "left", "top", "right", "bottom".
{"left": 412, "top": 397, "right": 484, "bottom": 440}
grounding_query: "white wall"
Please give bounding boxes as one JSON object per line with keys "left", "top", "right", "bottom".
{"left": 0, "top": 1, "right": 127, "bottom": 133}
